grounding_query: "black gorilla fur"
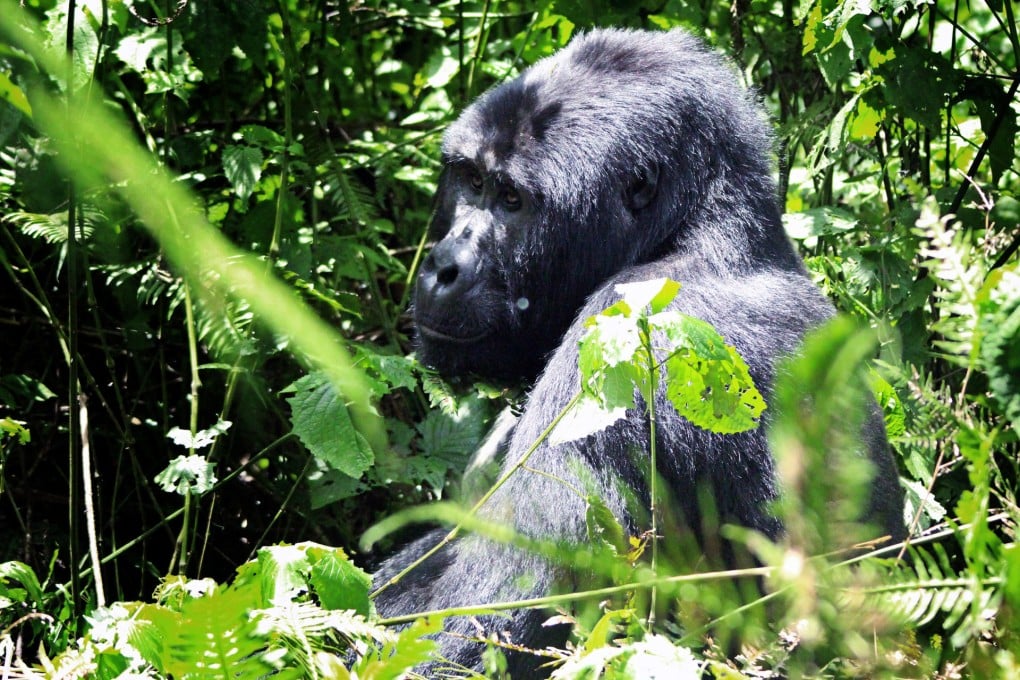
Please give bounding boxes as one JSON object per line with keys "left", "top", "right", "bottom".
{"left": 374, "top": 28, "right": 906, "bottom": 675}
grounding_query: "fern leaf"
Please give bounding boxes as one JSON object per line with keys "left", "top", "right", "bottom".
{"left": 862, "top": 543, "right": 1003, "bottom": 641}
{"left": 164, "top": 588, "right": 277, "bottom": 679}
{"left": 8, "top": 209, "right": 98, "bottom": 243}
{"left": 326, "top": 163, "right": 377, "bottom": 227}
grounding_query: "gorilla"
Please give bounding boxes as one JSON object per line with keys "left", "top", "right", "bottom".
{"left": 372, "top": 28, "right": 905, "bottom": 675}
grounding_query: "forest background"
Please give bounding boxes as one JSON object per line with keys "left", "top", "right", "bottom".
{"left": 0, "top": 0, "right": 1018, "bottom": 677}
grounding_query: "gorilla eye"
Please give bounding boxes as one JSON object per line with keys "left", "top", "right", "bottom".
{"left": 503, "top": 188, "right": 522, "bottom": 211}
{"left": 467, "top": 169, "right": 484, "bottom": 192}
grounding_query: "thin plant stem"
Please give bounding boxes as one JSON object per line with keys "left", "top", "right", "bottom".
{"left": 379, "top": 566, "right": 773, "bottom": 626}
{"left": 640, "top": 317, "right": 660, "bottom": 629}
{"left": 371, "top": 391, "right": 583, "bottom": 599}
{"left": 64, "top": 0, "right": 83, "bottom": 621}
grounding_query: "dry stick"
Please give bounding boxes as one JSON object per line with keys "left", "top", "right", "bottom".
{"left": 370, "top": 391, "right": 583, "bottom": 599}
{"left": 78, "top": 395, "right": 106, "bottom": 606}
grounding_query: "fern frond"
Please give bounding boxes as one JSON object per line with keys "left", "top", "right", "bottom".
{"left": 862, "top": 542, "right": 1003, "bottom": 640}
{"left": 916, "top": 198, "right": 986, "bottom": 362}
{"left": 165, "top": 588, "right": 278, "bottom": 679}
{"left": 420, "top": 371, "right": 460, "bottom": 416}
{"left": 8, "top": 209, "right": 100, "bottom": 243}
{"left": 256, "top": 601, "right": 396, "bottom": 654}
{"left": 872, "top": 577, "right": 1000, "bottom": 629}
{"left": 324, "top": 162, "right": 377, "bottom": 227}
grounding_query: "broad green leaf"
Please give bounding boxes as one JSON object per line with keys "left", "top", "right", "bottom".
{"left": 257, "top": 545, "right": 312, "bottom": 607}
{"left": 0, "top": 72, "right": 31, "bottom": 116}
{"left": 848, "top": 96, "right": 882, "bottom": 140}
{"left": 239, "top": 124, "right": 286, "bottom": 150}
{"left": 285, "top": 372, "right": 374, "bottom": 479}
{"left": 0, "top": 418, "right": 30, "bottom": 444}
{"left": 86, "top": 602, "right": 170, "bottom": 673}
{"left": 0, "top": 373, "right": 56, "bottom": 404}
{"left": 44, "top": 3, "right": 98, "bottom": 91}
{"left": 583, "top": 609, "right": 633, "bottom": 654}
{"left": 223, "top": 144, "right": 264, "bottom": 202}
{"left": 306, "top": 544, "right": 372, "bottom": 616}
{"left": 424, "top": 46, "right": 459, "bottom": 89}
{"left": 879, "top": 47, "right": 958, "bottom": 130}
{"left": 871, "top": 373, "right": 905, "bottom": 438}
{"left": 580, "top": 314, "right": 642, "bottom": 367}
{"left": 657, "top": 314, "right": 765, "bottom": 434}
{"left": 417, "top": 393, "right": 488, "bottom": 464}
{"left": 783, "top": 207, "right": 859, "bottom": 242}
{"left": 578, "top": 313, "right": 647, "bottom": 411}
{"left": 549, "top": 394, "right": 627, "bottom": 445}
{"left": 613, "top": 278, "right": 680, "bottom": 315}
{"left": 802, "top": 3, "right": 823, "bottom": 55}
{"left": 167, "top": 420, "right": 232, "bottom": 450}
{"left": 0, "top": 561, "right": 44, "bottom": 602}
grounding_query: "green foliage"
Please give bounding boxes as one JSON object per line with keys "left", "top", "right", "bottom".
{"left": 0, "top": 545, "right": 422, "bottom": 679}
{"left": 553, "top": 278, "right": 765, "bottom": 443}
{"left": 154, "top": 454, "right": 218, "bottom": 496}
{"left": 0, "top": 0, "right": 1017, "bottom": 676}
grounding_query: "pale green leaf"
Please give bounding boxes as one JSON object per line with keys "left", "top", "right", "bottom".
{"left": 549, "top": 394, "right": 627, "bottom": 445}
{"left": 155, "top": 454, "right": 218, "bottom": 495}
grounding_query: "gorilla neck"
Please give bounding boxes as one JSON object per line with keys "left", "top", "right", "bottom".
{"left": 677, "top": 176, "right": 801, "bottom": 275}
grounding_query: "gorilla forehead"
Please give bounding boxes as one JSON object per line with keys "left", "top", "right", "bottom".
{"left": 441, "top": 29, "right": 750, "bottom": 201}
{"left": 442, "top": 80, "right": 565, "bottom": 195}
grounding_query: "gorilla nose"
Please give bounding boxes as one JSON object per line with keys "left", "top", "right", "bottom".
{"left": 421, "top": 237, "right": 480, "bottom": 303}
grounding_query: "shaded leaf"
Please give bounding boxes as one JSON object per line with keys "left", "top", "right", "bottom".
{"left": 223, "top": 145, "right": 263, "bottom": 202}
{"left": 285, "top": 372, "right": 374, "bottom": 479}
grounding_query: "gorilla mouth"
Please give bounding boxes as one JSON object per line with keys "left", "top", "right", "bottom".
{"left": 418, "top": 324, "right": 491, "bottom": 344}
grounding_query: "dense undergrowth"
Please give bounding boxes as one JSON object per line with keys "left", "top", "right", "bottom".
{"left": 0, "top": 0, "right": 1017, "bottom": 677}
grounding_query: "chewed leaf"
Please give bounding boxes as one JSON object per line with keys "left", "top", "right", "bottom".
{"left": 663, "top": 343, "right": 765, "bottom": 434}
{"left": 167, "top": 420, "right": 232, "bottom": 450}
{"left": 155, "top": 454, "right": 218, "bottom": 495}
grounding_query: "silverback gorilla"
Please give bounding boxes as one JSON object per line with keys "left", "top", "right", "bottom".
{"left": 373, "top": 28, "right": 906, "bottom": 675}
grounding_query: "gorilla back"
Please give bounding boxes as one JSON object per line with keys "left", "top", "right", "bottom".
{"left": 376, "top": 28, "right": 905, "bottom": 675}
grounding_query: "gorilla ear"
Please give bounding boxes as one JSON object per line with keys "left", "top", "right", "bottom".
{"left": 626, "top": 162, "right": 659, "bottom": 211}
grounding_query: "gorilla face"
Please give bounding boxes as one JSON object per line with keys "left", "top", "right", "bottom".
{"left": 413, "top": 72, "right": 677, "bottom": 381}
{"left": 412, "top": 144, "right": 547, "bottom": 380}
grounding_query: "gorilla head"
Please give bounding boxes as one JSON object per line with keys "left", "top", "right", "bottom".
{"left": 413, "top": 29, "right": 801, "bottom": 381}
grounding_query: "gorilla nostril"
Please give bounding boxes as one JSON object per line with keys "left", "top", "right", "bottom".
{"left": 437, "top": 264, "right": 459, "bottom": 286}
